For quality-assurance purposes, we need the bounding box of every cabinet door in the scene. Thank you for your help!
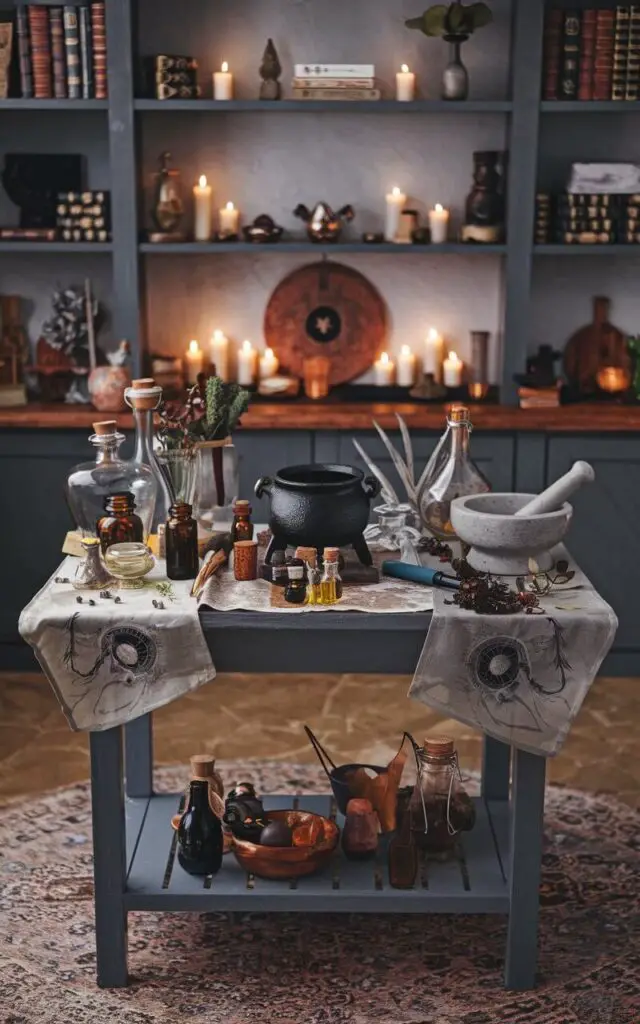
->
[547,436,640,659]
[234,431,313,521]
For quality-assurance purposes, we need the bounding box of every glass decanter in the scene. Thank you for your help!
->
[409,736,476,858]
[418,405,490,539]
[124,378,174,533]
[66,420,157,539]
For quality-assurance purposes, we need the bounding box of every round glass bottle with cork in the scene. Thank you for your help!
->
[319,547,343,605]
[97,492,144,553]
[124,378,174,533]
[418,405,490,539]
[166,501,199,581]
[409,735,476,858]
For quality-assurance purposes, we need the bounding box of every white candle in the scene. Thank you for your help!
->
[185,339,204,385]
[213,61,233,100]
[237,340,257,386]
[396,64,416,102]
[397,344,416,387]
[443,350,463,388]
[423,327,444,380]
[259,347,279,380]
[374,351,395,386]
[219,201,239,238]
[429,203,450,244]
[193,174,212,242]
[385,186,406,242]
[210,329,229,381]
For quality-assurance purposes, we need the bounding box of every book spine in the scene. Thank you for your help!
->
[292,87,381,100]
[62,6,80,98]
[156,83,201,100]
[15,7,33,99]
[90,3,107,99]
[293,63,375,78]
[592,9,615,100]
[27,5,52,99]
[542,9,563,100]
[626,5,640,100]
[612,5,630,99]
[578,9,596,100]
[79,6,93,98]
[292,76,375,89]
[558,10,582,99]
[152,54,198,71]
[49,7,66,99]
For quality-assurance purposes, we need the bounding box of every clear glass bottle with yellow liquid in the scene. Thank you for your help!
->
[319,547,343,605]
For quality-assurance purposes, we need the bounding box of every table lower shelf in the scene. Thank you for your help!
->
[125,794,510,913]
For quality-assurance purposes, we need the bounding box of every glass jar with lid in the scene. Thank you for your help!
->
[409,736,476,857]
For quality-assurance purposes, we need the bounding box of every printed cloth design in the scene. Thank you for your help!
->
[19,557,215,731]
[409,546,617,756]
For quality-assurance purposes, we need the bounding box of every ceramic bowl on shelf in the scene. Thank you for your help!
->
[231,809,339,880]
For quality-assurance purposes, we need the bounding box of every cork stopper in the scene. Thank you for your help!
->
[126,377,162,410]
[132,377,156,389]
[449,405,469,423]
[345,798,374,816]
[92,420,118,435]
[323,547,340,562]
[190,754,216,781]
[424,735,455,758]
[295,546,317,566]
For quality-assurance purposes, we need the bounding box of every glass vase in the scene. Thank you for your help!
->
[157,448,197,505]
[418,405,490,539]
[194,439,240,531]
[124,381,174,533]
[442,38,469,101]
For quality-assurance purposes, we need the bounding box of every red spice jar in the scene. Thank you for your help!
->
[234,539,258,581]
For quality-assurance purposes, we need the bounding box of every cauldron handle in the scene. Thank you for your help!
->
[362,475,381,499]
[255,476,273,499]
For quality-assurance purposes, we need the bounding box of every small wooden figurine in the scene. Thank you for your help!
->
[259,38,282,100]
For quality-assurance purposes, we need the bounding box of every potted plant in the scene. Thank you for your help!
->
[406,2,493,101]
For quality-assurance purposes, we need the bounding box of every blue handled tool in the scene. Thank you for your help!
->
[381,560,461,591]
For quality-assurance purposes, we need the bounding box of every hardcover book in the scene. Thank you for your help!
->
[15,7,33,98]
[578,8,596,100]
[62,5,80,98]
[292,87,381,101]
[542,8,563,99]
[28,5,53,99]
[294,63,375,78]
[612,5,630,99]
[558,9,581,99]
[90,2,106,99]
[292,77,375,89]
[79,6,93,98]
[592,9,615,100]
[49,6,66,99]
[0,20,12,100]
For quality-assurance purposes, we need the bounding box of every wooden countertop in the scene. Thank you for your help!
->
[0,400,639,432]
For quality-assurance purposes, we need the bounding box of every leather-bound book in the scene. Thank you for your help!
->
[90,3,106,99]
[49,7,66,98]
[27,5,52,99]
[542,8,563,99]
[578,8,596,100]
[558,9,582,99]
[79,6,93,98]
[612,5,630,100]
[15,7,33,98]
[62,5,80,98]
[625,5,640,100]
[592,9,615,99]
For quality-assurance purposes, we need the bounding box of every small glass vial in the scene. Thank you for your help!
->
[284,562,307,604]
[97,492,144,554]
[231,499,254,544]
[296,546,320,604]
[409,736,476,858]
[319,547,343,605]
[166,502,199,581]
[270,549,288,587]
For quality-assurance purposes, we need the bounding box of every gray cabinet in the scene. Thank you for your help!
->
[234,431,313,520]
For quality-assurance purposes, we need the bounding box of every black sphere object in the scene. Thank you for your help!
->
[260,820,293,847]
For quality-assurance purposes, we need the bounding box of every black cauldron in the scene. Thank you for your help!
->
[255,464,381,565]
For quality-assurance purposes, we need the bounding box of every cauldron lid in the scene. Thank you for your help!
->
[275,464,363,490]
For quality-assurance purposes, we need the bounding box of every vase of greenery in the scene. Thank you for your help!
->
[406,2,493,101]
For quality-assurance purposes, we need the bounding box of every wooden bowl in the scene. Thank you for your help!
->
[231,809,339,880]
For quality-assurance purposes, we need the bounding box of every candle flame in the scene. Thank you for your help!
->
[380,352,390,365]
[435,203,444,213]
[221,61,229,73]
[401,344,411,356]
[427,327,440,342]
[198,174,207,188]
[448,350,460,363]
[401,64,410,73]
[212,329,225,342]
[188,340,200,355]
[392,186,401,197]
[226,201,235,211]
[265,347,274,358]
[242,340,252,353]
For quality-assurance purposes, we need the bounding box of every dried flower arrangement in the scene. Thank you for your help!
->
[158,375,250,450]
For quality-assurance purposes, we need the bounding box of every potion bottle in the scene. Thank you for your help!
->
[418,405,490,539]
[124,378,174,533]
[409,736,476,858]
[177,778,224,876]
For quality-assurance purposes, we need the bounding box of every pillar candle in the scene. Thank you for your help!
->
[428,203,450,244]
[397,344,416,387]
[423,327,444,380]
[374,351,395,386]
[385,186,406,242]
[237,340,257,386]
[443,350,463,388]
[185,339,204,385]
[214,61,233,100]
[193,174,212,241]
[259,347,279,379]
[219,201,239,238]
[210,329,229,381]
[396,64,416,102]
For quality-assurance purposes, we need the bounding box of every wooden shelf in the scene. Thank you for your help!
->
[541,100,640,113]
[534,244,640,256]
[134,98,512,113]
[140,241,507,255]
[0,241,112,253]
[0,98,108,110]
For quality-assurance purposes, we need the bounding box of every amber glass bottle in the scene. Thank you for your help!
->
[166,502,199,581]
[97,492,143,554]
[231,499,253,543]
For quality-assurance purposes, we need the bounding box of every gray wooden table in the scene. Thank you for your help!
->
[89,609,546,991]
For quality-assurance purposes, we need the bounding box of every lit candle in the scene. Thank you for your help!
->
[374,351,395,386]
[424,327,444,380]
[237,340,257,386]
[193,174,212,242]
[219,201,239,238]
[210,329,229,381]
[213,61,233,100]
[429,203,450,244]
[259,346,279,380]
[396,64,416,102]
[443,350,463,388]
[385,186,406,242]
[185,339,204,385]
[397,344,416,387]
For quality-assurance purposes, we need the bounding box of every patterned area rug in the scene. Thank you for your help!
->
[1,761,639,1024]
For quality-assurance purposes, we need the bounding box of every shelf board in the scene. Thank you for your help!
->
[0,98,108,110]
[134,98,512,114]
[541,100,640,113]
[140,241,507,255]
[534,244,640,255]
[0,241,112,253]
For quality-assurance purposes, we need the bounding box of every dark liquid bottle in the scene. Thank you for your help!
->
[177,779,224,876]
[231,499,254,544]
[166,501,199,581]
[96,491,143,554]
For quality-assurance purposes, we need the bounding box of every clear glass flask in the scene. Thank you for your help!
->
[418,405,490,539]
[124,378,174,532]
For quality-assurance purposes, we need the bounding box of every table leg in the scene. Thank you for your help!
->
[504,748,546,990]
[481,736,510,801]
[90,728,128,988]
[124,713,153,798]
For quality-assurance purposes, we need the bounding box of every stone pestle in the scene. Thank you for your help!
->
[514,461,595,518]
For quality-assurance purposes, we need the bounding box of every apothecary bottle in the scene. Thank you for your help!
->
[418,405,490,539]
[231,499,253,543]
[319,547,343,605]
[166,502,199,581]
[409,736,476,857]
[97,492,144,554]
[66,420,156,539]
[124,378,173,533]
[177,778,224,876]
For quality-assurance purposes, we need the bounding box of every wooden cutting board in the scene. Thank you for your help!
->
[563,295,631,395]
[263,261,387,386]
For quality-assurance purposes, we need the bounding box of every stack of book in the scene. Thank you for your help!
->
[14,4,107,100]
[518,384,561,410]
[535,190,640,244]
[56,190,111,242]
[144,55,200,100]
[543,7,640,100]
[291,64,380,101]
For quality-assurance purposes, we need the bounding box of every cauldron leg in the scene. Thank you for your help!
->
[352,534,373,567]
[265,534,287,565]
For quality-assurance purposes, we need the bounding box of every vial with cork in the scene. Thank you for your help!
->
[408,735,476,857]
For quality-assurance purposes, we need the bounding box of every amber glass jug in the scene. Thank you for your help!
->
[97,492,144,554]
[409,736,476,857]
